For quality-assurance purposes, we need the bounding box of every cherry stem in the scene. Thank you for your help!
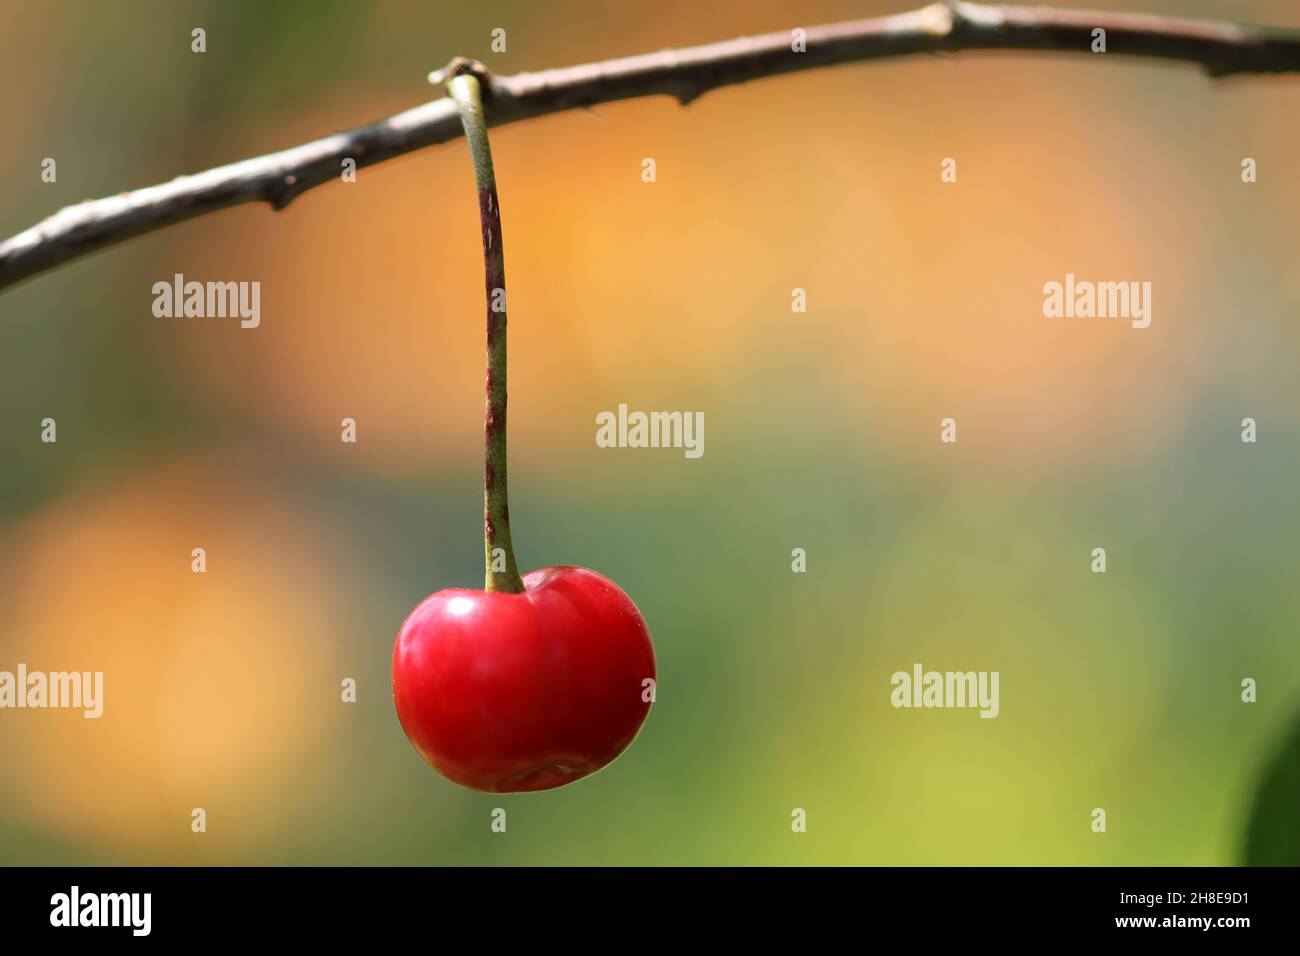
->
[445,68,524,593]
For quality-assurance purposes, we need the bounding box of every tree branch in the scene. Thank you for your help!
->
[4,1,1299,294]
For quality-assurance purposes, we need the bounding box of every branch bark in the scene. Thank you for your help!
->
[3,1,1299,294]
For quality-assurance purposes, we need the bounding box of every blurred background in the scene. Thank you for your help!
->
[2,0,1299,865]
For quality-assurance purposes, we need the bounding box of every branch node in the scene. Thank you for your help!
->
[428,57,494,91]
[675,83,707,107]
[267,174,301,212]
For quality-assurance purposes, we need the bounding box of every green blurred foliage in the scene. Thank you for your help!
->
[1244,710,1300,865]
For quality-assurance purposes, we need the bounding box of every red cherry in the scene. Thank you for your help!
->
[392,566,656,793]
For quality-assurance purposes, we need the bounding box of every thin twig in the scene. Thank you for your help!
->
[3,1,1298,294]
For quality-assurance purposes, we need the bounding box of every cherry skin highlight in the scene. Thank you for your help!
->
[392,566,656,793]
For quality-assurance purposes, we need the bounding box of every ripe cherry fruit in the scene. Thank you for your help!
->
[392,65,655,793]
[393,566,655,792]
